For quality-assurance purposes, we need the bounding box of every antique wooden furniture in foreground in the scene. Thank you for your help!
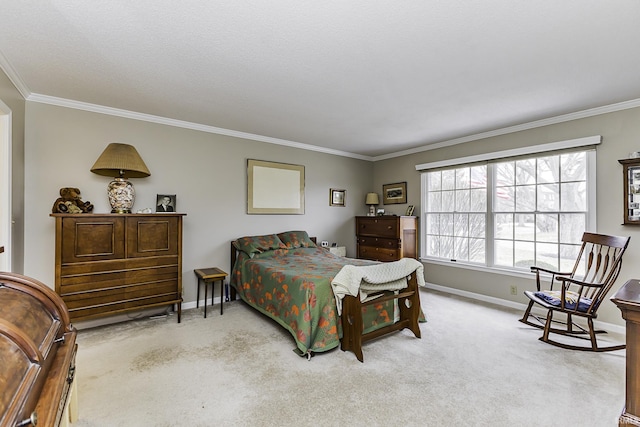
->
[520,232,630,351]
[355,215,418,261]
[0,271,78,426]
[612,279,640,426]
[194,267,227,317]
[341,270,421,363]
[52,213,185,323]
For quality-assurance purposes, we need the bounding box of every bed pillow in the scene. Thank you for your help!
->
[277,230,317,249]
[234,234,287,257]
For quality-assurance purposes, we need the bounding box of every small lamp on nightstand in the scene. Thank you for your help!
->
[365,192,379,216]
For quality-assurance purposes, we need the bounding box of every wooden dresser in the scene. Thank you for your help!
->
[356,215,418,262]
[0,272,78,427]
[51,213,184,323]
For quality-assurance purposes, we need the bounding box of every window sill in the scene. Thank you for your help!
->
[420,257,536,280]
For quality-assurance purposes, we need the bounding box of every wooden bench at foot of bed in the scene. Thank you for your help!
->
[340,271,421,362]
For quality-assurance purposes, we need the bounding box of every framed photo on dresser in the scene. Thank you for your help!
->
[156,194,176,212]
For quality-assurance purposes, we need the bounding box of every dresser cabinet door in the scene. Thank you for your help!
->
[61,216,125,263]
[126,216,179,258]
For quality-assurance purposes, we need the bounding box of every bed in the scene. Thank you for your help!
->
[229,230,423,360]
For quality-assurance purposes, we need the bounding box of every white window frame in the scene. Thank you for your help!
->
[417,136,599,276]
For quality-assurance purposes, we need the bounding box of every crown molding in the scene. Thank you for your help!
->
[0,49,31,99]
[26,93,373,161]
[374,98,640,161]
[21,91,640,164]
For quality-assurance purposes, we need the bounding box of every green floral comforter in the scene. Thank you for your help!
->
[231,247,396,354]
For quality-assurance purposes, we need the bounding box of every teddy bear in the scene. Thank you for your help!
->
[62,201,83,214]
[51,187,94,214]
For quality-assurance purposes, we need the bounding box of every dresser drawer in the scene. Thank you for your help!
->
[62,280,179,320]
[357,236,398,249]
[356,217,398,238]
[357,245,400,262]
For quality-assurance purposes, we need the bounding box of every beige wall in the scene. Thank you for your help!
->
[5,61,640,327]
[374,107,640,326]
[0,67,25,273]
[23,102,373,307]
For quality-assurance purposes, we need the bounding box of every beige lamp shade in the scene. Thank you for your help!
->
[365,192,380,205]
[91,143,150,213]
[90,143,151,178]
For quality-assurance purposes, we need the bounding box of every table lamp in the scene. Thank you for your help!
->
[365,192,379,216]
[90,143,151,213]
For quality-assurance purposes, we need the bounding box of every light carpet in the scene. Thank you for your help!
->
[71,289,626,427]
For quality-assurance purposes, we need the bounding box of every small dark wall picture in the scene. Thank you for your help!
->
[156,194,176,212]
[330,188,346,207]
[382,182,407,205]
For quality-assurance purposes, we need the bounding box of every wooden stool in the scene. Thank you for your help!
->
[194,267,227,317]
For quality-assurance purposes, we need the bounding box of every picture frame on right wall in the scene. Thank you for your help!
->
[382,181,407,204]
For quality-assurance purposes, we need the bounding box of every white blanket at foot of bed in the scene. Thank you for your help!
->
[331,258,425,314]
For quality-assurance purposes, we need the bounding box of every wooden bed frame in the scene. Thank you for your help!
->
[229,237,422,362]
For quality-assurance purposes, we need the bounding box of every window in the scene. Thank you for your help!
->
[421,148,595,273]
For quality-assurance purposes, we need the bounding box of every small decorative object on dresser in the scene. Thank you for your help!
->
[382,181,407,205]
[156,194,176,212]
[330,188,346,206]
[356,215,418,261]
[51,187,93,214]
[406,205,415,216]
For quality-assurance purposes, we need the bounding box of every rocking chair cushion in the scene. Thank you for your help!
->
[534,290,592,312]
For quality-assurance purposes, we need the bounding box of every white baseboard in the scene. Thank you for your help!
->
[421,282,626,336]
[182,296,225,310]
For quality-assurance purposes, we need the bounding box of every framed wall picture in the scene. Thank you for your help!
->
[330,188,346,207]
[247,159,305,214]
[382,182,407,205]
[156,194,176,212]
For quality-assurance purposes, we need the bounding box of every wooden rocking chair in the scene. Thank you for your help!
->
[519,232,630,352]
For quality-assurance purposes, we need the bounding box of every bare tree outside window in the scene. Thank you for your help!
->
[425,150,589,273]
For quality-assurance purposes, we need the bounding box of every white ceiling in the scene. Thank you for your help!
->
[2,1,640,160]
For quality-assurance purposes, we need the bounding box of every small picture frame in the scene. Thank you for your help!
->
[330,188,346,207]
[382,182,407,205]
[406,205,415,216]
[156,194,176,212]
[376,208,385,216]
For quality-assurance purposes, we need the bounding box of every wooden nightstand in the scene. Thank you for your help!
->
[194,267,228,317]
